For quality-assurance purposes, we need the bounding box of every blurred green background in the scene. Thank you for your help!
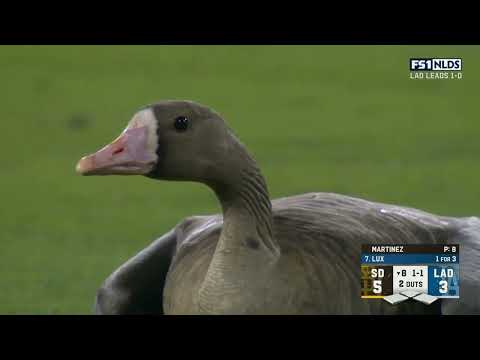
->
[1,46,479,314]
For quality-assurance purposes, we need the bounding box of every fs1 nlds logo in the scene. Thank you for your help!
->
[409,58,463,79]
[410,58,462,71]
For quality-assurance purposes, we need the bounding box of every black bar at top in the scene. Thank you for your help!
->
[361,244,460,254]
[0,30,479,45]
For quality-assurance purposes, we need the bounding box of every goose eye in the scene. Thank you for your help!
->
[174,116,189,132]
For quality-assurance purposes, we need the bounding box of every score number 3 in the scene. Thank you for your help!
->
[439,280,448,294]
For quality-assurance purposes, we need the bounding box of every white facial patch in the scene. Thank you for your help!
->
[125,108,159,159]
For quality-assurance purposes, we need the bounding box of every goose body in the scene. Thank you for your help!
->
[164,192,452,314]
[77,100,480,315]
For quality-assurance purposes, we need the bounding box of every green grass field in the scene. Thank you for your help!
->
[1,46,479,314]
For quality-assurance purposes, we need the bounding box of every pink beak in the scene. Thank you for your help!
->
[76,126,156,176]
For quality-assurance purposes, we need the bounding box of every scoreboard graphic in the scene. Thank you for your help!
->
[361,244,459,305]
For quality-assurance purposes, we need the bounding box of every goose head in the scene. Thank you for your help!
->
[76,100,243,188]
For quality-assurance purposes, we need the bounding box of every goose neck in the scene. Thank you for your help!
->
[212,157,280,258]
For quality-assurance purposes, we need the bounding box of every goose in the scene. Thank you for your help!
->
[76,100,480,315]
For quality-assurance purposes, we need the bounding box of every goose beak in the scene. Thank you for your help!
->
[76,126,156,176]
